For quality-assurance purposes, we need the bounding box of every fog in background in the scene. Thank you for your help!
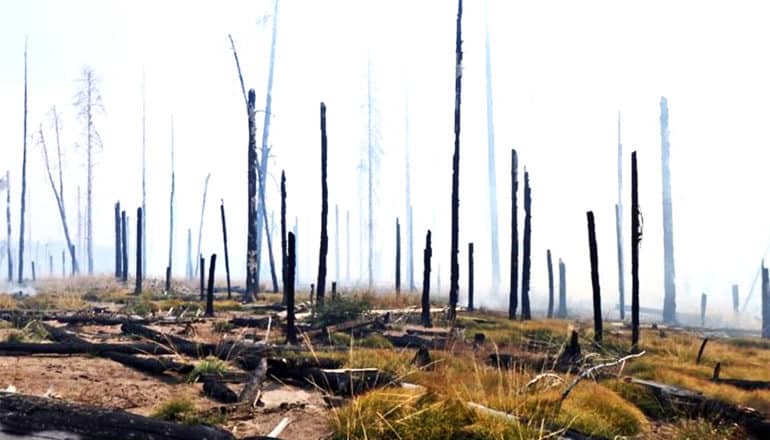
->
[2,0,770,320]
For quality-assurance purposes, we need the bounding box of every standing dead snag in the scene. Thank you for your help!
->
[660,97,677,324]
[186,228,193,281]
[246,89,258,302]
[616,112,625,320]
[521,170,532,320]
[701,293,707,327]
[220,200,232,299]
[316,102,329,305]
[557,259,567,318]
[5,170,11,282]
[547,249,554,318]
[280,172,287,303]
[448,0,464,323]
[18,40,28,284]
[396,218,401,295]
[114,201,121,278]
[135,207,142,295]
[468,242,474,311]
[631,151,640,349]
[200,256,205,301]
[422,230,433,328]
[586,211,602,343]
[141,73,147,277]
[335,205,339,287]
[121,210,128,283]
[483,0,501,292]
[732,284,739,314]
[206,254,217,317]
[286,232,297,344]
[168,117,175,287]
[194,173,211,278]
[165,267,171,293]
[763,264,770,339]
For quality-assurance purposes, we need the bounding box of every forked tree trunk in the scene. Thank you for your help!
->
[421,230,432,328]
[631,151,640,349]
[316,103,329,304]
[448,0,464,322]
[586,211,602,344]
[546,249,554,318]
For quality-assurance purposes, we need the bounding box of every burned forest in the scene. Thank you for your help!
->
[1,0,770,439]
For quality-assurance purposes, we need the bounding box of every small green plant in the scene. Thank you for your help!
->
[212,321,233,333]
[315,295,372,327]
[357,334,393,349]
[187,357,228,383]
[151,397,224,425]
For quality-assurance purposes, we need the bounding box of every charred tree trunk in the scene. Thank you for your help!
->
[165,266,171,293]
[422,230,432,328]
[448,0,464,322]
[316,103,329,304]
[763,265,770,339]
[558,259,566,318]
[115,201,121,278]
[547,249,554,318]
[700,293,707,327]
[31,261,35,282]
[587,211,602,344]
[631,151,641,349]
[70,244,75,276]
[220,201,231,299]
[206,254,216,317]
[135,207,142,295]
[521,171,532,320]
[121,211,128,283]
[660,97,677,324]
[468,242,474,311]
[265,211,279,293]
[200,256,205,301]
[732,284,739,314]
[396,218,401,295]
[335,205,339,286]
[286,232,297,344]
[18,41,28,284]
[509,149,518,319]
[280,172,287,304]
[246,89,258,301]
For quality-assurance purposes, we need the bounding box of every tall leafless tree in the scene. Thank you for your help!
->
[660,97,677,324]
[194,173,211,277]
[73,66,104,275]
[316,103,329,304]
[168,117,175,276]
[2,172,9,282]
[521,170,532,320]
[18,40,28,283]
[448,0,464,322]
[141,72,147,275]
[38,108,78,274]
[509,149,519,319]
[616,111,625,320]
[483,0,500,290]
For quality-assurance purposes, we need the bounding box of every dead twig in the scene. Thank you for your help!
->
[560,351,646,402]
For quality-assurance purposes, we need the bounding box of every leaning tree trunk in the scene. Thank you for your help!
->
[316,102,329,304]
[115,201,121,278]
[587,211,602,344]
[395,218,401,295]
[280,171,287,304]
[286,232,297,344]
[546,249,554,318]
[660,97,677,324]
[509,149,519,319]
[206,254,217,317]
[220,200,231,299]
[468,242,474,311]
[558,259,567,318]
[421,230,432,328]
[246,89,258,301]
[631,151,641,349]
[448,0,464,322]
[18,41,28,284]
[135,207,142,295]
[521,171,532,320]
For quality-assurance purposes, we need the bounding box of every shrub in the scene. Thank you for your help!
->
[187,357,228,383]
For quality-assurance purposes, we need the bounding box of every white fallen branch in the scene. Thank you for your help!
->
[560,351,646,401]
[523,373,564,392]
[268,416,290,438]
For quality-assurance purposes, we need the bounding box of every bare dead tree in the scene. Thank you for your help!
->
[631,151,641,349]
[395,218,401,295]
[121,210,127,283]
[448,0,464,322]
[422,230,433,328]
[587,211,602,344]
[38,111,78,276]
[483,0,500,290]
[194,173,211,278]
[316,103,329,304]
[168,117,175,282]
[521,170,532,320]
[5,171,11,282]
[286,232,297,344]
[135,207,142,295]
[220,200,232,299]
[346,210,350,283]
[280,171,287,304]
[510,149,518,319]
[616,111,625,320]
[115,202,121,278]
[660,97,677,324]
[73,66,104,275]
[335,204,339,285]
[186,228,193,281]
[141,72,147,276]
[206,254,217,317]
[468,242,474,311]
[558,259,567,318]
[700,292,707,327]
[547,249,554,318]
[18,40,28,283]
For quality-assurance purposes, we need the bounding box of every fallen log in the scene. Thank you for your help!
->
[203,379,239,404]
[0,341,173,355]
[383,333,436,349]
[306,317,381,338]
[268,358,395,396]
[630,378,770,437]
[240,357,268,406]
[0,391,234,439]
[229,316,272,328]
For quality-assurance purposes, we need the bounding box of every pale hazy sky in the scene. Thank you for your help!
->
[2,1,770,320]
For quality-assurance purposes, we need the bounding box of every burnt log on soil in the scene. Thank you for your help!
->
[630,378,770,437]
[384,333,436,349]
[0,391,234,439]
[203,379,239,404]
[228,316,272,328]
[0,341,173,355]
[240,357,269,405]
[268,358,395,396]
